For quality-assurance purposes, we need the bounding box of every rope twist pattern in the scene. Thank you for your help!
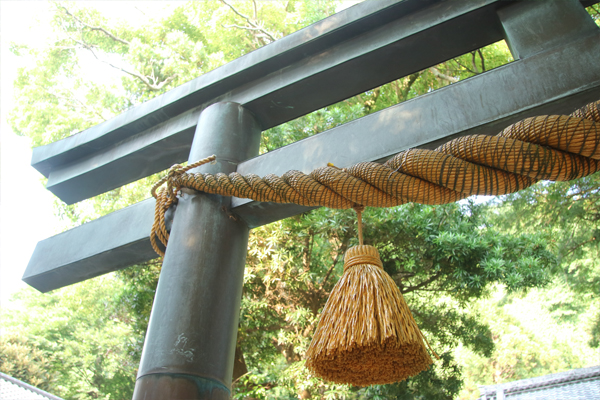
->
[151,100,600,257]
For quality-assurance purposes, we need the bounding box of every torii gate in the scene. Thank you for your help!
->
[23,0,600,398]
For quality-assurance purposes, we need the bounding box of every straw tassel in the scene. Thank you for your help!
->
[305,208,435,386]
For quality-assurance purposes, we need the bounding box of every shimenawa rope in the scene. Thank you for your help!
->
[148,100,600,386]
[150,100,600,257]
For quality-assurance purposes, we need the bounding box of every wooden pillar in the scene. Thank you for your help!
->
[132,102,261,399]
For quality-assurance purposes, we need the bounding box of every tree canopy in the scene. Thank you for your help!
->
[3,2,599,400]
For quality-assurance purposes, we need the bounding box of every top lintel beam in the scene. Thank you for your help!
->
[32,0,508,202]
[31,0,416,175]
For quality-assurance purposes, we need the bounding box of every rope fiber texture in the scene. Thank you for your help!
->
[304,244,433,386]
[151,100,600,257]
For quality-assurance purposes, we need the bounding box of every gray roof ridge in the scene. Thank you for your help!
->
[479,365,600,396]
[0,371,64,400]
[505,365,600,393]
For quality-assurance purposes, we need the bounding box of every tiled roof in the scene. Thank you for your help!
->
[0,372,64,400]
[478,365,600,400]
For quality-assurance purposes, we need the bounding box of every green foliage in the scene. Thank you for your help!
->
[0,334,58,391]
[9,1,342,149]
[8,1,514,226]
[113,261,162,363]
[9,1,344,227]
[486,173,600,348]
[2,276,137,400]
[7,1,597,399]
[587,4,600,27]
[456,285,598,399]
[489,175,600,293]
[234,203,555,398]
[454,173,600,398]
[371,203,554,298]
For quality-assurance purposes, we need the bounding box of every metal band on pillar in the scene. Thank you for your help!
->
[133,102,261,399]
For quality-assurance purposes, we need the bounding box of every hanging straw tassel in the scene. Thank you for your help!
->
[305,208,435,386]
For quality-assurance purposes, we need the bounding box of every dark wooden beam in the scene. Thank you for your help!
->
[38,0,509,204]
[23,30,600,292]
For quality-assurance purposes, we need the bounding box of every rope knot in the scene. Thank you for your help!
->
[167,163,185,178]
[343,245,383,272]
[149,155,217,257]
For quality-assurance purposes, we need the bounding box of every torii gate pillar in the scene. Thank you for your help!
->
[132,102,261,399]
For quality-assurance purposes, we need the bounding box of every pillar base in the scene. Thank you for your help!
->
[133,373,230,400]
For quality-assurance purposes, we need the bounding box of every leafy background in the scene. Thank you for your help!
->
[1,1,599,399]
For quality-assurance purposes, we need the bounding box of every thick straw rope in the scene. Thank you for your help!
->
[305,244,434,386]
[304,208,439,386]
[150,100,600,256]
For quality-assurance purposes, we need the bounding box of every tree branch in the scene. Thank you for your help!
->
[50,93,107,122]
[429,66,459,83]
[252,0,259,20]
[220,0,276,42]
[401,271,443,294]
[478,49,486,73]
[563,236,597,257]
[471,51,479,74]
[57,4,176,91]
[92,45,175,90]
[67,33,175,91]
[59,5,130,45]
[363,87,381,113]
[564,186,599,199]
[222,23,264,32]
[399,73,420,101]
[320,236,350,290]
[452,58,477,75]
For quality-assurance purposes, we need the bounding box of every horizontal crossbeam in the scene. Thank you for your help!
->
[24,199,157,293]
[23,31,600,292]
[38,0,508,204]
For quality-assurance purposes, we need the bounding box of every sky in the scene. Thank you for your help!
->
[0,1,62,304]
[0,1,196,304]
[0,1,147,304]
